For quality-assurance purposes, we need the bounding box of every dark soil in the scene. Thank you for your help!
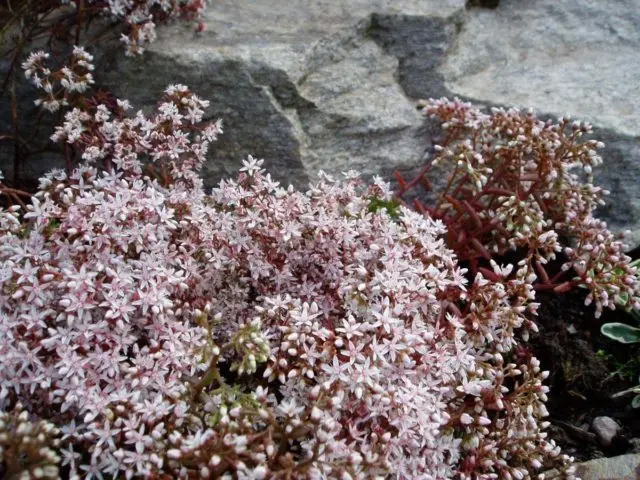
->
[529,288,640,462]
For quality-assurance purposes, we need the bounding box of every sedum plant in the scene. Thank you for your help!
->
[601,322,640,344]
[600,322,640,343]
[0,58,577,477]
[600,257,640,344]
[395,98,640,319]
[1,0,207,191]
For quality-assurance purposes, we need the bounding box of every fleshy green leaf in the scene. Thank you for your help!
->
[601,322,640,344]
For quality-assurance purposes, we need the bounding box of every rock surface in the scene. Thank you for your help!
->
[94,0,464,191]
[545,454,640,480]
[444,0,640,137]
[2,0,640,245]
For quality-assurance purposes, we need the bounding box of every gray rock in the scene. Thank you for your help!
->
[93,0,465,191]
[443,0,640,137]
[591,416,620,448]
[3,0,640,246]
[542,454,640,480]
[574,454,640,480]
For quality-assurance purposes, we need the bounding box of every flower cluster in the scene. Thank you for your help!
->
[71,0,207,56]
[0,89,575,477]
[395,97,640,318]
[22,46,95,113]
[1,0,208,194]
[51,0,207,56]
[50,81,221,180]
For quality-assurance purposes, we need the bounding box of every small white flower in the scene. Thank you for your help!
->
[239,155,264,176]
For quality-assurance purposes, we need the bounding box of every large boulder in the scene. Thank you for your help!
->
[2,0,639,245]
[94,0,465,189]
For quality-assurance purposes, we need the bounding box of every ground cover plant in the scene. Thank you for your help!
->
[393,97,640,465]
[2,2,640,478]
[0,50,578,477]
[394,98,640,320]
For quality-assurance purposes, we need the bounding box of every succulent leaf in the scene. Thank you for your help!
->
[601,322,640,343]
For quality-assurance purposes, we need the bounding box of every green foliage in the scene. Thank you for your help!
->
[367,197,401,219]
[599,325,640,408]
[605,258,640,322]
[43,218,61,238]
[229,318,270,376]
[611,380,640,408]
[597,349,640,383]
[598,258,640,407]
[600,259,640,343]
[601,322,640,344]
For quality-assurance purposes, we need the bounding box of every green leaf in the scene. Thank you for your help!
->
[367,198,400,219]
[43,218,61,238]
[601,322,640,344]
[614,292,629,305]
[612,266,626,277]
[632,395,640,409]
